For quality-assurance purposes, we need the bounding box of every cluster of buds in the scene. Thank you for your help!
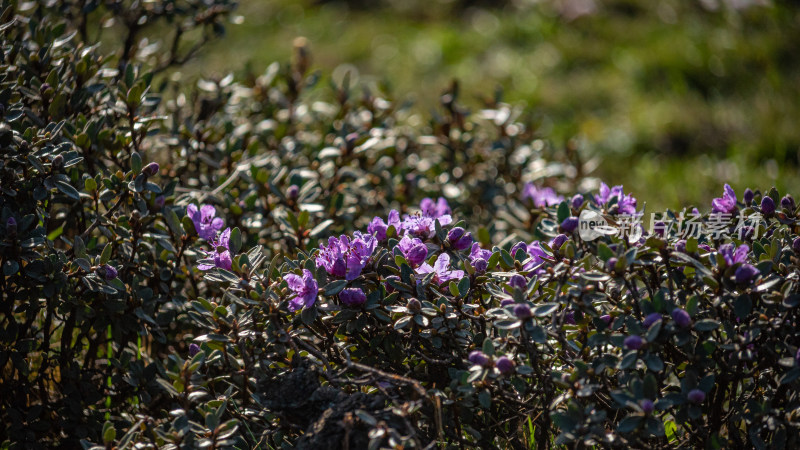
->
[468,351,515,375]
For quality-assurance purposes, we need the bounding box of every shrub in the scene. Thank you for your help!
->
[2,2,800,449]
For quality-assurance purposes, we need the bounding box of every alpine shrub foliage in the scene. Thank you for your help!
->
[2,3,800,450]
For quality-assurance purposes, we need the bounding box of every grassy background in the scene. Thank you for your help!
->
[178,0,800,212]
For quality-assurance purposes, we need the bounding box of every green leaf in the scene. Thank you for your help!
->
[99,242,112,265]
[482,337,495,356]
[734,294,752,319]
[125,63,135,87]
[557,201,569,223]
[3,260,19,276]
[597,242,614,261]
[393,315,412,330]
[645,353,664,372]
[478,389,491,409]
[686,296,699,317]
[458,277,470,297]
[685,237,698,253]
[309,219,334,237]
[55,180,80,200]
[300,306,317,326]
[617,415,643,433]
[486,251,500,271]
[533,303,558,317]
[298,210,309,228]
[130,151,142,174]
[499,249,514,270]
[324,280,347,296]
[164,207,184,237]
[780,367,800,385]
[102,421,116,443]
[448,280,459,297]
[643,374,658,399]
[84,177,97,192]
[72,236,86,258]
[694,319,720,331]
[229,227,242,254]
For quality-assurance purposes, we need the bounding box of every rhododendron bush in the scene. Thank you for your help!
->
[3,2,800,449]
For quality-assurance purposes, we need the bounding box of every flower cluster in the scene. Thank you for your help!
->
[285,269,318,311]
[188,204,234,271]
[315,232,377,280]
[593,182,638,215]
[521,182,563,207]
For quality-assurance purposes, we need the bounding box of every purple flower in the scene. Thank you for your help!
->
[606,257,618,272]
[187,204,224,241]
[675,240,687,253]
[781,194,795,211]
[522,183,564,207]
[96,264,118,280]
[523,241,549,273]
[510,241,528,258]
[640,399,655,414]
[550,234,568,252]
[154,195,166,209]
[397,235,428,267]
[595,183,623,205]
[671,308,691,328]
[198,228,233,271]
[617,194,638,215]
[712,184,737,214]
[500,298,515,307]
[624,335,644,350]
[594,182,637,215]
[446,227,473,251]
[339,288,367,306]
[743,188,754,205]
[793,237,800,253]
[367,216,388,241]
[508,274,527,291]
[571,194,584,209]
[642,313,662,329]
[561,217,579,233]
[316,232,377,281]
[735,264,759,284]
[420,197,451,218]
[468,350,490,367]
[188,343,200,357]
[402,214,452,238]
[760,196,775,215]
[564,311,576,325]
[142,162,159,176]
[513,303,532,319]
[687,389,706,404]
[387,210,401,229]
[415,253,465,285]
[287,184,299,200]
[495,356,515,374]
[6,217,17,237]
[600,314,613,325]
[368,210,401,240]
[469,243,492,273]
[719,243,748,266]
[285,269,318,311]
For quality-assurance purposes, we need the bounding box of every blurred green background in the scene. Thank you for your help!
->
[178,0,800,212]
